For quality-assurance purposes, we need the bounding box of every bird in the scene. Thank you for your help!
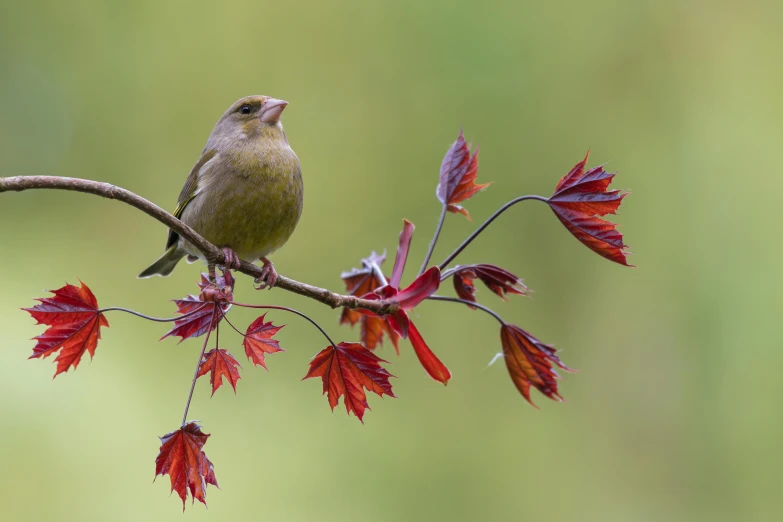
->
[138,95,303,288]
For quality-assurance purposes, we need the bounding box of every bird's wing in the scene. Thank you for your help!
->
[165,148,218,250]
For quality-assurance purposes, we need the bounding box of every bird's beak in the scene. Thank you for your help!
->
[260,98,288,123]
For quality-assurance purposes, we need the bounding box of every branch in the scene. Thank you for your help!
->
[0,175,394,314]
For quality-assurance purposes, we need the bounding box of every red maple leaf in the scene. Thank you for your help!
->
[303,342,395,422]
[339,251,400,352]
[197,348,242,395]
[452,264,528,308]
[243,314,284,369]
[500,324,573,407]
[155,422,218,510]
[160,297,224,341]
[25,281,109,377]
[548,151,631,266]
[161,273,233,342]
[358,220,451,385]
[436,129,491,220]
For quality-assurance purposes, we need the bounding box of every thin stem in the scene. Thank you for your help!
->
[232,303,338,348]
[181,308,216,426]
[437,195,548,270]
[427,295,506,325]
[217,311,246,338]
[439,267,458,281]
[419,204,448,275]
[98,304,208,323]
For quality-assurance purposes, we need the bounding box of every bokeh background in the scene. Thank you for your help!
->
[1,1,781,521]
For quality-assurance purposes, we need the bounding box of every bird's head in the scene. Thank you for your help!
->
[214,95,289,141]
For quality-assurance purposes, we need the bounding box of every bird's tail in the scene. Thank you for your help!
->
[137,245,186,278]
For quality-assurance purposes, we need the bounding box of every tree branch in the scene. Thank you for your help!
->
[0,175,394,314]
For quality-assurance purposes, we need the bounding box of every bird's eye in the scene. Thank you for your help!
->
[239,104,252,114]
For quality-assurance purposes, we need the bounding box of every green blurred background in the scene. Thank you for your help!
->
[1,1,781,520]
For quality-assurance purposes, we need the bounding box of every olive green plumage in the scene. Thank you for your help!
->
[139,95,303,278]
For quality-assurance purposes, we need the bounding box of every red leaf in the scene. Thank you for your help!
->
[453,269,478,307]
[339,252,399,352]
[385,308,411,339]
[436,130,491,220]
[390,219,414,289]
[360,315,400,354]
[394,266,441,310]
[548,152,632,266]
[243,314,284,369]
[197,349,242,395]
[303,342,396,422]
[453,264,528,307]
[408,322,451,385]
[161,297,227,342]
[500,324,572,407]
[361,266,440,341]
[339,251,387,327]
[24,281,109,377]
[161,275,233,342]
[155,422,218,510]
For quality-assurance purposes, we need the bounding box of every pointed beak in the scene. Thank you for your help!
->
[260,98,288,123]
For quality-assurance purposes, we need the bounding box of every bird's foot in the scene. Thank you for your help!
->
[254,257,278,290]
[220,247,242,271]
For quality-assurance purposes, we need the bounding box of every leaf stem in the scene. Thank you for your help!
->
[437,195,548,270]
[181,308,216,426]
[439,267,458,281]
[98,304,208,323]
[419,204,448,276]
[232,303,338,349]
[427,295,506,325]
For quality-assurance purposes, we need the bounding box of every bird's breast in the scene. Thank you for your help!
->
[181,144,303,261]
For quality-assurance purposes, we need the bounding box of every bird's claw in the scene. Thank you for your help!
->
[221,247,242,271]
[254,258,278,290]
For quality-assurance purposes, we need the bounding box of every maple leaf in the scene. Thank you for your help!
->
[548,151,631,266]
[303,342,395,422]
[452,264,528,308]
[243,314,284,369]
[436,129,491,220]
[197,348,242,395]
[356,221,451,385]
[500,324,573,407]
[160,297,225,342]
[25,281,109,377]
[155,422,218,510]
[160,272,234,342]
[339,251,399,352]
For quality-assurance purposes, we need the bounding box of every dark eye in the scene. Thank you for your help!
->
[239,104,252,114]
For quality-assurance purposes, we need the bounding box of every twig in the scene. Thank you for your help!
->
[437,195,548,270]
[0,175,395,314]
[98,304,209,322]
[427,295,506,325]
[226,303,339,349]
[182,308,216,425]
[419,204,448,275]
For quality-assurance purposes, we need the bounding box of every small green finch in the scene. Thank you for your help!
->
[138,95,303,287]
